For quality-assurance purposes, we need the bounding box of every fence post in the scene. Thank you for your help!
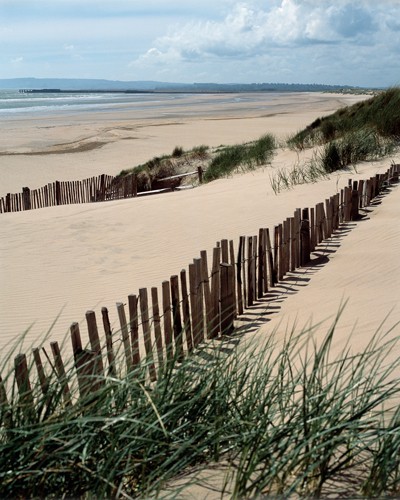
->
[55,181,61,205]
[14,353,36,421]
[197,166,203,184]
[236,236,245,315]
[247,236,254,307]
[32,347,49,397]
[116,303,134,374]
[170,275,184,361]
[86,310,105,377]
[71,322,101,400]
[200,250,213,336]
[220,263,235,336]
[210,247,221,339]
[139,288,157,381]
[151,287,164,365]
[351,181,359,221]
[194,258,205,344]
[300,208,311,266]
[162,281,174,359]
[258,229,264,299]
[128,295,141,367]
[180,269,194,351]
[50,342,72,407]
[0,375,12,429]
[101,307,116,376]
[22,187,31,211]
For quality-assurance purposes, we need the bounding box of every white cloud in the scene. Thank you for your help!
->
[134,0,395,62]
[126,0,400,86]
[11,56,23,63]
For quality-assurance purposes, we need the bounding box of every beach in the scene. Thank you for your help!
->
[0,91,399,364]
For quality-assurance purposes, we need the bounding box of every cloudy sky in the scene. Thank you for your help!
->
[1,0,399,87]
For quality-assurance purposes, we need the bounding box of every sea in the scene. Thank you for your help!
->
[0,89,186,116]
[0,89,280,118]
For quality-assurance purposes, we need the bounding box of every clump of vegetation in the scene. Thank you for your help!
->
[270,87,400,191]
[288,87,400,152]
[270,160,329,194]
[204,134,276,182]
[172,145,184,157]
[1,315,399,498]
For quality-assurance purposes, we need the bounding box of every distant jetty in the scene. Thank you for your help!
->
[18,89,155,94]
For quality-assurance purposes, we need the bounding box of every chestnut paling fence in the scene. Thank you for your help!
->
[1,164,399,421]
[0,168,203,214]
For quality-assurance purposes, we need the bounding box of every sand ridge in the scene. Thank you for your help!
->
[0,92,398,364]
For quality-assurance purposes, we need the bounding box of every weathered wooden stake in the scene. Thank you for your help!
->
[14,353,36,420]
[300,208,311,266]
[210,247,221,339]
[151,287,164,365]
[128,295,140,367]
[247,236,254,307]
[170,275,184,361]
[101,307,116,376]
[139,288,157,381]
[162,280,174,359]
[32,347,49,396]
[220,263,235,335]
[86,310,105,376]
[180,269,194,350]
[50,342,72,407]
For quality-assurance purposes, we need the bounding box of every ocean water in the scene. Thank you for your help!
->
[0,89,280,118]
[0,89,184,116]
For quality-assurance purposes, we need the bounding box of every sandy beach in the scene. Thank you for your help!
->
[0,91,399,366]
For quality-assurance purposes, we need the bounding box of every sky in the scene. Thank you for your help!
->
[0,0,399,88]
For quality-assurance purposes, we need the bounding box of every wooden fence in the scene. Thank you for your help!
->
[0,168,203,214]
[1,164,399,418]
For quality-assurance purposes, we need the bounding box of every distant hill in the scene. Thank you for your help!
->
[0,78,364,93]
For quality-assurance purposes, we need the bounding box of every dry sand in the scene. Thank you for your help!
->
[0,91,398,369]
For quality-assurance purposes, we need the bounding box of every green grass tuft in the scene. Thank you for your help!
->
[203,134,276,182]
[1,313,399,498]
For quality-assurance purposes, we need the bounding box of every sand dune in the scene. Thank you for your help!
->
[0,92,398,365]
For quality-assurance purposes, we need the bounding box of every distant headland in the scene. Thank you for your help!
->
[1,77,377,94]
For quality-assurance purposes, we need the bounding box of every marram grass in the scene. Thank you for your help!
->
[0,311,399,498]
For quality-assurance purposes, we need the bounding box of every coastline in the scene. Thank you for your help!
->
[0,92,366,195]
[0,91,398,362]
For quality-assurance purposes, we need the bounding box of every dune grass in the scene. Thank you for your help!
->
[288,87,400,152]
[269,88,400,193]
[1,311,399,498]
[203,134,276,182]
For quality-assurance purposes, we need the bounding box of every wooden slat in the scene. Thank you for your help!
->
[194,258,205,345]
[210,247,221,339]
[50,342,72,407]
[180,269,193,351]
[220,263,235,336]
[117,303,134,373]
[151,287,164,365]
[229,240,237,318]
[86,310,105,376]
[0,375,12,428]
[236,236,245,315]
[139,288,157,381]
[128,295,141,367]
[101,307,116,376]
[265,228,274,288]
[200,250,213,336]
[162,281,174,360]
[15,353,36,420]
[170,276,184,361]
[247,236,254,307]
[32,347,49,396]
